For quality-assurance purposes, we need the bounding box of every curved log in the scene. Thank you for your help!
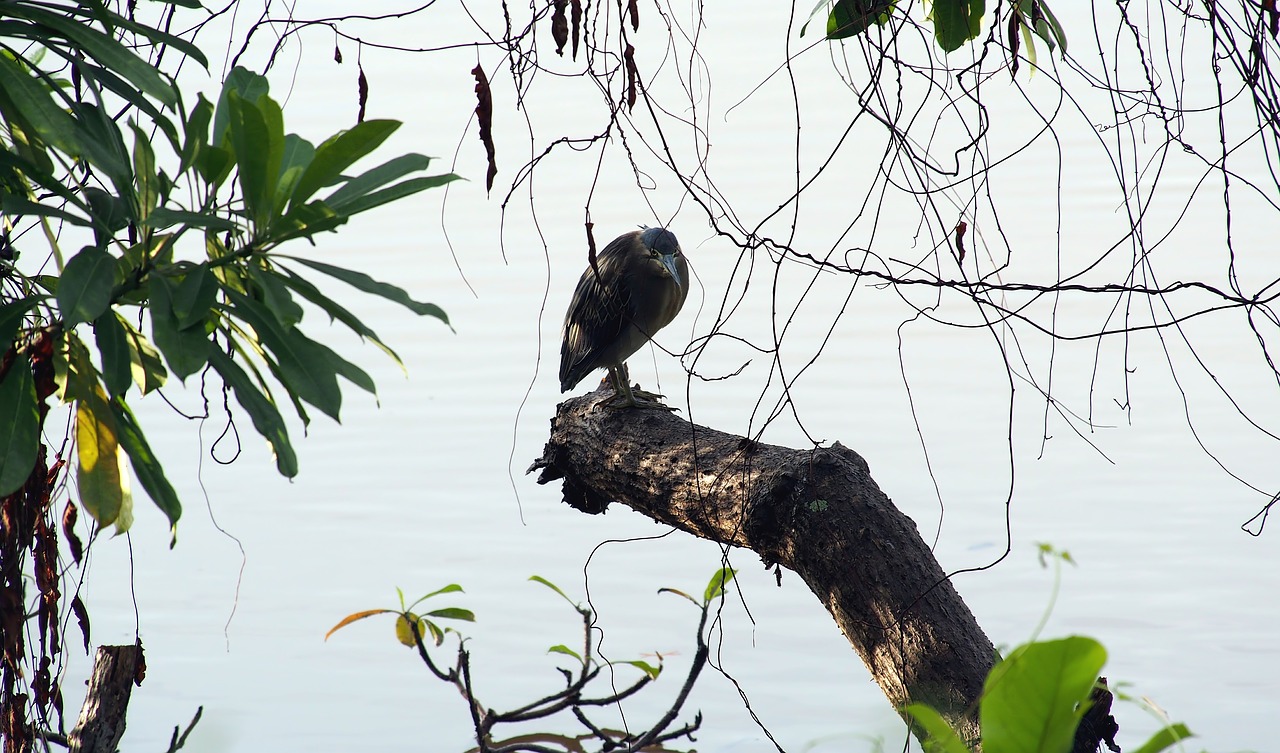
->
[529,387,995,742]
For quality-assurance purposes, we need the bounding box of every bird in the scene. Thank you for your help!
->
[559,227,689,409]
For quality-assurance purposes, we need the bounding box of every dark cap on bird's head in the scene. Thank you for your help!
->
[640,226,681,255]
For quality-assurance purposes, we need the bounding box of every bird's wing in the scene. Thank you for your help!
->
[558,235,636,391]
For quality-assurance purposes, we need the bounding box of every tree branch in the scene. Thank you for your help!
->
[530,388,996,743]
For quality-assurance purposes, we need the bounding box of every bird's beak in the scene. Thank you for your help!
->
[660,253,683,290]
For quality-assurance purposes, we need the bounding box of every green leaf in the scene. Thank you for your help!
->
[0,296,42,354]
[267,200,347,244]
[149,276,210,381]
[311,339,377,397]
[195,144,235,187]
[207,348,298,477]
[78,4,209,68]
[1129,723,1194,753]
[143,206,241,233]
[529,575,577,607]
[109,397,182,536]
[0,192,92,228]
[58,247,118,328]
[117,314,167,395]
[422,618,445,645]
[981,636,1106,753]
[930,0,984,53]
[424,607,476,622]
[227,90,283,229]
[323,173,462,219]
[93,310,132,397]
[548,644,583,662]
[620,659,661,679]
[180,94,214,174]
[1034,1,1068,56]
[246,266,304,328]
[901,704,971,753]
[288,120,401,212]
[271,265,404,369]
[275,134,316,214]
[825,0,896,40]
[57,331,98,404]
[419,584,464,600]
[0,147,87,212]
[130,122,159,221]
[84,187,130,233]
[220,289,342,420]
[323,152,433,209]
[76,383,124,526]
[1,3,179,108]
[799,0,833,37]
[213,67,270,148]
[69,60,177,145]
[280,256,451,327]
[0,51,87,161]
[65,102,132,190]
[108,9,209,64]
[703,567,737,604]
[0,357,39,497]
[170,264,219,330]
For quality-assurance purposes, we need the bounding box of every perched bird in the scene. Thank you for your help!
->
[559,227,689,409]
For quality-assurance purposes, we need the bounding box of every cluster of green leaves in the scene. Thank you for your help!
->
[905,635,1192,753]
[801,0,1065,60]
[327,568,738,680]
[0,1,458,540]
[325,584,476,647]
[328,572,725,751]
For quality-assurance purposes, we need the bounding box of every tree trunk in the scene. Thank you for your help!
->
[529,387,995,743]
[68,642,144,753]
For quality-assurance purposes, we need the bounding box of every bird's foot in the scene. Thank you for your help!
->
[600,387,679,412]
[630,385,667,402]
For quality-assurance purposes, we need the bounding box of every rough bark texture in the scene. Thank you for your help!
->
[530,387,995,742]
[68,643,143,753]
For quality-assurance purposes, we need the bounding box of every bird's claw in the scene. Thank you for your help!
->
[597,387,680,412]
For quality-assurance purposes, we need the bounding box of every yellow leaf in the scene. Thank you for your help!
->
[394,612,421,647]
[111,447,133,536]
[76,383,123,526]
[324,608,395,641]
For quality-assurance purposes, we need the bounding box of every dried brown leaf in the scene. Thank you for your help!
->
[473,64,498,192]
[357,62,369,123]
[571,0,584,59]
[71,595,91,654]
[63,499,83,564]
[552,0,568,55]
[624,44,638,110]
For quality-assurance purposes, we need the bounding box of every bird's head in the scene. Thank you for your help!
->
[639,227,684,289]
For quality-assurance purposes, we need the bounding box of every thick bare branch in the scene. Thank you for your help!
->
[530,387,996,742]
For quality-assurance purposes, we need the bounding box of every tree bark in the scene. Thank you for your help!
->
[68,642,144,753]
[529,387,995,743]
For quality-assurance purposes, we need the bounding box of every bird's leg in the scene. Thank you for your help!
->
[603,363,676,411]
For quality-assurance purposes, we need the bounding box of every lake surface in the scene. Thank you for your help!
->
[51,2,1279,751]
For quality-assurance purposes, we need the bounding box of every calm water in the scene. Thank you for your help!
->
[52,2,1279,752]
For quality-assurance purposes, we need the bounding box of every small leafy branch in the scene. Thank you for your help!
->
[327,568,739,753]
[904,546,1193,753]
[0,3,458,748]
[802,0,1067,64]
[2,18,459,538]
